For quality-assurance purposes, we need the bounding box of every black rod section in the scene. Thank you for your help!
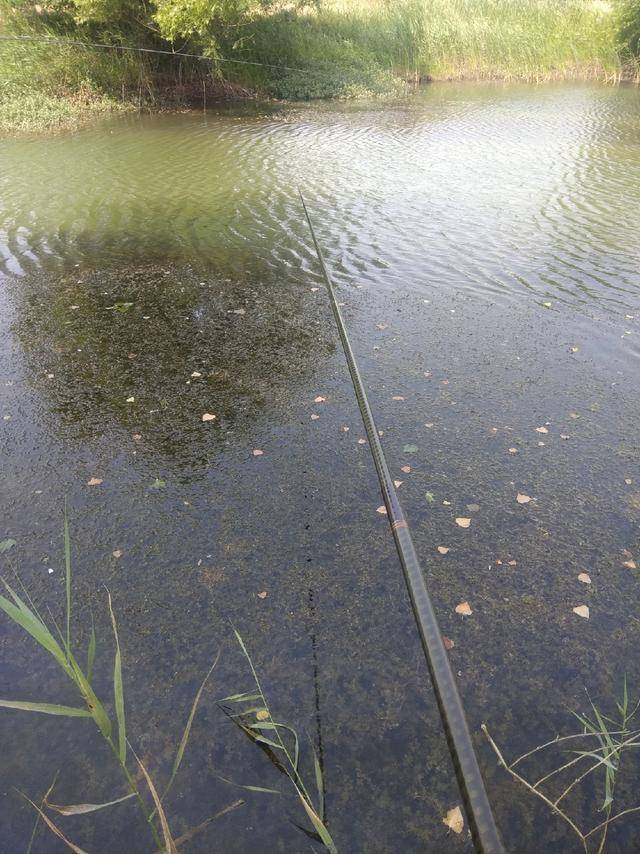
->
[300,192,504,854]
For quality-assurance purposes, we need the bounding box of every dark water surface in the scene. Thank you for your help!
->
[1,83,639,853]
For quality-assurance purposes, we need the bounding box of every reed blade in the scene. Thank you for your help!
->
[0,699,91,717]
[107,589,126,764]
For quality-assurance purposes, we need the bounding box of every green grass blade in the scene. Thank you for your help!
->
[64,507,71,656]
[107,590,126,764]
[311,745,325,822]
[239,726,283,751]
[87,619,96,685]
[217,775,280,794]
[164,650,220,801]
[219,691,262,703]
[68,652,112,740]
[0,699,91,717]
[0,589,67,669]
[297,790,337,853]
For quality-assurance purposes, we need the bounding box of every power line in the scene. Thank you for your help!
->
[0,33,312,73]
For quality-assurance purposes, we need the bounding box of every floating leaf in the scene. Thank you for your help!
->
[201,413,216,422]
[151,478,166,489]
[578,572,592,584]
[622,560,637,570]
[400,465,411,473]
[252,449,264,457]
[536,426,548,434]
[442,636,455,650]
[516,493,531,504]
[112,550,123,559]
[376,506,387,515]
[573,605,590,619]
[357,438,366,444]
[0,538,16,554]
[257,591,267,599]
[87,477,103,486]
[425,492,435,503]
[191,371,202,378]
[256,709,270,721]
[311,414,320,420]
[437,546,450,555]
[508,447,518,454]
[455,517,471,528]
[455,602,472,616]
[393,480,403,488]
[403,444,418,454]
[443,805,464,834]
[392,396,404,401]
[105,302,134,313]
[314,396,326,403]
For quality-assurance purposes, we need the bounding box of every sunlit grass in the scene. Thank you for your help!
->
[220,0,624,97]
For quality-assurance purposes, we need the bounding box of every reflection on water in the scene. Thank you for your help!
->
[0,83,639,853]
[11,263,333,463]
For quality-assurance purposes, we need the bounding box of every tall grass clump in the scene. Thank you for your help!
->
[484,679,640,853]
[219,628,337,852]
[0,524,235,852]
[215,0,622,96]
[616,0,640,77]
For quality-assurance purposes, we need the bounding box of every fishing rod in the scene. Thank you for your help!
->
[0,34,312,74]
[300,193,504,854]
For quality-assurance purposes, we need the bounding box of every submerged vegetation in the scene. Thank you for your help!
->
[1,0,640,130]
[0,528,335,851]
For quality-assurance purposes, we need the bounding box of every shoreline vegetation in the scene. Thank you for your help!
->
[1,0,640,134]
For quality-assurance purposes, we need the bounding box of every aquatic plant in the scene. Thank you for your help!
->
[0,519,232,852]
[219,627,337,853]
[483,679,640,853]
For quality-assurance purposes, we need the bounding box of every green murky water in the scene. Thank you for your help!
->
[1,83,639,853]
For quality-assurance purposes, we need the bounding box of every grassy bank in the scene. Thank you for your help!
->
[1,0,639,133]
[221,0,625,99]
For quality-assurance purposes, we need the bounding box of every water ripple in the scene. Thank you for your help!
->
[0,83,639,316]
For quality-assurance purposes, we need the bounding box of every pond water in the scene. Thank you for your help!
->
[0,82,639,853]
